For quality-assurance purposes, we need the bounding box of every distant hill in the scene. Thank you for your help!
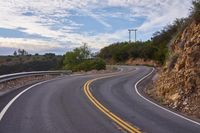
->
[0,54,63,75]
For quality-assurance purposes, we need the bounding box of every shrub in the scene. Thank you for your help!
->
[63,44,106,72]
[93,58,106,70]
[191,0,200,22]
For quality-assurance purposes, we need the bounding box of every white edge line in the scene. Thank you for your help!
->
[0,80,50,121]
[135,67,200,126]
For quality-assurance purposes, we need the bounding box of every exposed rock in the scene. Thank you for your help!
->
[155,21,200,118]
[125,58,159,67]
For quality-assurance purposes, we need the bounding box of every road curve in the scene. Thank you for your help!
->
[0,66,200,133]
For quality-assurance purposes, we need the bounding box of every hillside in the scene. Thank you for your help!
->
[99,17,185,66]
[0,54,63,75]
[154,21,200,118]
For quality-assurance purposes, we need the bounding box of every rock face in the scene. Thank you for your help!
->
[155,21,200,118]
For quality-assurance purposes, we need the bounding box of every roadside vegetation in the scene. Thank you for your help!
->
[63,44,106,72]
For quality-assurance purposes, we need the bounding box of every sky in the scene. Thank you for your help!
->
[0,0,193,55]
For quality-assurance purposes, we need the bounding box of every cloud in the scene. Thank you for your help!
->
[104,0,192,32]
[0,0,193,55]
[135,0,192,32]
[0,37,64,52]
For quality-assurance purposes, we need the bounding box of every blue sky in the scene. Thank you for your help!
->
[0,0,192,55]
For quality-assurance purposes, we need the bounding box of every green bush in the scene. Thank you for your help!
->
[63,59,106,72]
[93,58,106,70]
[63,45,106,72]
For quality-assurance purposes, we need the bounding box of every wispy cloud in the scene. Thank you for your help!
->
[0,0,193,55]
[0,37,63,52]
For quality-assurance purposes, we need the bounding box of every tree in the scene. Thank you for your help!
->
[191,0,200,22]
[44,53,56,59]
[13,51,17,56]
[63,44,105,71]
[63,44,90,70]
[79,43,90,59]
[17,49,28,56]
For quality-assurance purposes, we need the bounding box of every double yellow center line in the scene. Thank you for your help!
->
[84,76,141,133]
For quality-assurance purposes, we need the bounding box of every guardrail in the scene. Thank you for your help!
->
[0,70,72,83]
[0,70,72,96]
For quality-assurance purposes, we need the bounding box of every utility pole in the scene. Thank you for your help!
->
[134,29,137,42]
[128,29,131,43]
[128,29,137,43]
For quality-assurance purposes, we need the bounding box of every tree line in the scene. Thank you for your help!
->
[0,44,106,75]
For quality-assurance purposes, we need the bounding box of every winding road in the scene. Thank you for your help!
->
[0,66,200,133]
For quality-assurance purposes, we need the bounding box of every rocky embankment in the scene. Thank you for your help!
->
[150,21,200,118]
[125,58,159,67]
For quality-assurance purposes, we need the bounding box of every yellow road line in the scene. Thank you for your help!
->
[83,75,141,133]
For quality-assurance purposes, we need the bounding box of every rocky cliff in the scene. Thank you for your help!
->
[155,21,200,118]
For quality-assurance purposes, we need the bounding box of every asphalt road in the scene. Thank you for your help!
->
[0,66,200,133]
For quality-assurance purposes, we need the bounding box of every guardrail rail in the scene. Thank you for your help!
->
[0,70,72,95]
[0,70,72,83]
